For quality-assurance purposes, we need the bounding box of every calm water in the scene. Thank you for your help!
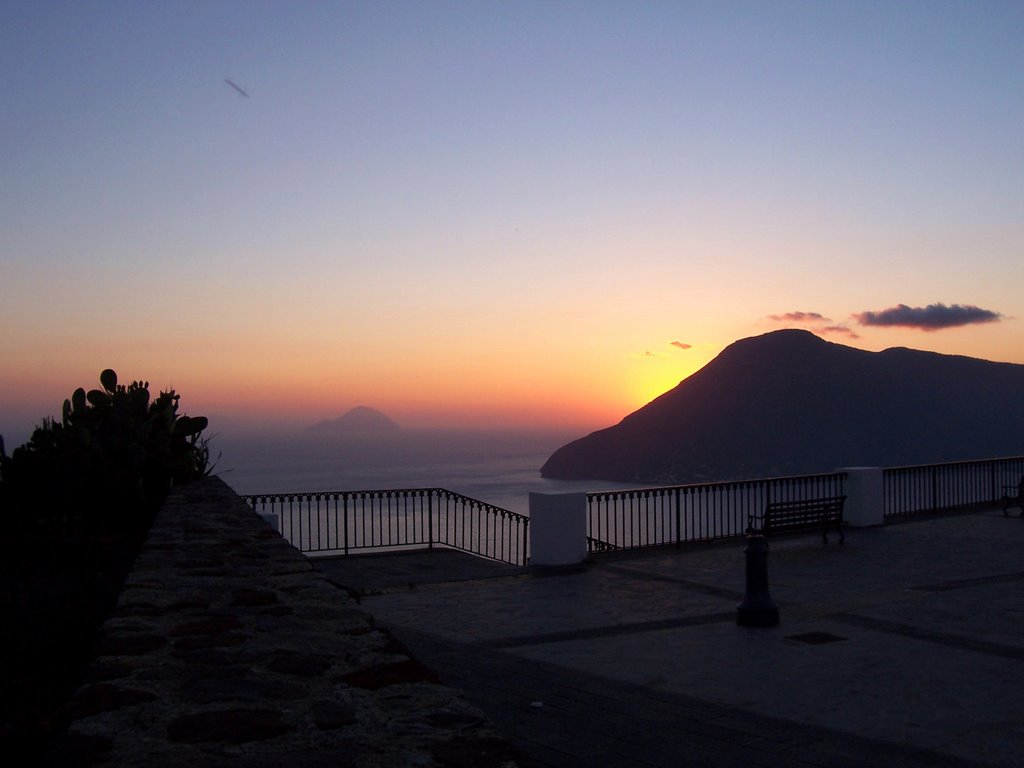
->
[213,427,632,517]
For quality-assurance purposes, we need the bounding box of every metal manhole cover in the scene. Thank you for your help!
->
[786,631,847,645]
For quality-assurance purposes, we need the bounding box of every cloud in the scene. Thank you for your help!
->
[855,303,1003,331]
[640,350,656,358]
[818,325,860,339]
[768,311,830,323]
[768,311,854,338]
[670,341,692,350]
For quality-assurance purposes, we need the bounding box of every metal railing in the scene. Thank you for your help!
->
[884,456,1024,518]
[586,472,846,552]
[241,488,529,566]
[241,456,1024,563]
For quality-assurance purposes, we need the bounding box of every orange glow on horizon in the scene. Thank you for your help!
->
[4,322,1023,450]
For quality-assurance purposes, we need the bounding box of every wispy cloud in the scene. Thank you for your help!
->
[768,310,852,338]
[855,303,1003,331]
[637,340,694,359]
[818,325,860,339]
[768,311,831,323]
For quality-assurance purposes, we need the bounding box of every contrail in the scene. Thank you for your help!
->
[224,78,250,98]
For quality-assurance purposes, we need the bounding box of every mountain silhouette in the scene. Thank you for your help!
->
[541,329,1024,483]
[308,406,400,434]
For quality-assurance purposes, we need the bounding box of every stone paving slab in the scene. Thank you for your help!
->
[312,548,522,595]
[341,508,1024,767]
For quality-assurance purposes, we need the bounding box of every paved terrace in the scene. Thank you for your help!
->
[316,506,1024,767]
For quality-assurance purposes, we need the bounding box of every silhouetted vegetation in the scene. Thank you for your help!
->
[2,369,211,531]
[0,370,212,763]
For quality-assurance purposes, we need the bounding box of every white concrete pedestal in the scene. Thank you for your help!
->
[529,492,587,566]
[840,467,884,527]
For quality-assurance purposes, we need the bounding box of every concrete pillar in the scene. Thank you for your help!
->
[529,492,587,566]
[258,512,280,533]
[840,467,885,527]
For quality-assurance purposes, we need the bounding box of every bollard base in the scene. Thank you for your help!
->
[736,603,779,627]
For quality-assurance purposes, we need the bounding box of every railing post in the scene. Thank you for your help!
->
[343,495,349,556]
[522,517,529,567]
[674,487,681,547]
[428,492,434,550]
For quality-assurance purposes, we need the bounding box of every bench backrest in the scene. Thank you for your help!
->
[765,496,845,525]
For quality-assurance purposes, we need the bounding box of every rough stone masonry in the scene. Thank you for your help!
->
[50,477,529,767]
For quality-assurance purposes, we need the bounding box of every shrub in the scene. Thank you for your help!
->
[0,369,212,532]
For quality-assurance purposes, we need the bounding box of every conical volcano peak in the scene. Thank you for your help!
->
[308,406,400,434]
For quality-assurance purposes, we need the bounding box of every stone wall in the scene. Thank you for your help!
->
[51,477,527,767]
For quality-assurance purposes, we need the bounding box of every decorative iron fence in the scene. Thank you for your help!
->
[586,472,846,552]
[884,456,1024,518]
[241,488,529,566]
[243,456,1024,563]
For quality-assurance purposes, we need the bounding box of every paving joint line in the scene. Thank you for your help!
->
[833,613,1024,661]
[909,569,1024,592]
[471,611,737,650]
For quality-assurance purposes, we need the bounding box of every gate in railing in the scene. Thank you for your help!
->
[884,456,1024,518]
[586,472,846,552]
[242,488,529,566]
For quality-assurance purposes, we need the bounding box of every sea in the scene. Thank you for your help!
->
[212,427,634,517]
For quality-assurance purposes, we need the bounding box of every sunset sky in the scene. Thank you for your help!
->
[2,1,1022,447]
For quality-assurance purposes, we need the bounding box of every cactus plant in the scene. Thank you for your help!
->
[99,368,117,394]
[0,369,213,531]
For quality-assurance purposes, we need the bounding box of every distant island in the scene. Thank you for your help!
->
[307,406,401,435]
[541,329,1024,484]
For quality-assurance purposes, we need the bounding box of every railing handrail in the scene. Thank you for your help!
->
[883,455,1024,473]
[586,470,847,500]
[243,487,525,515]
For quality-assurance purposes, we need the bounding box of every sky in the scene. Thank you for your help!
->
[2,1,1023,447]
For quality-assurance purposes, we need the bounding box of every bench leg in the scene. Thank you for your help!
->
[822,524,845,544]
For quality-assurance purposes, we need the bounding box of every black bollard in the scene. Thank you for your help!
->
[736,534,779,627]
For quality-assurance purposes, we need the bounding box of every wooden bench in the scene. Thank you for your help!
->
[747,496,846,543]
[1003,477,1024,517]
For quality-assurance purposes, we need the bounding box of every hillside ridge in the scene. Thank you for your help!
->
[541,329,1024,483]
